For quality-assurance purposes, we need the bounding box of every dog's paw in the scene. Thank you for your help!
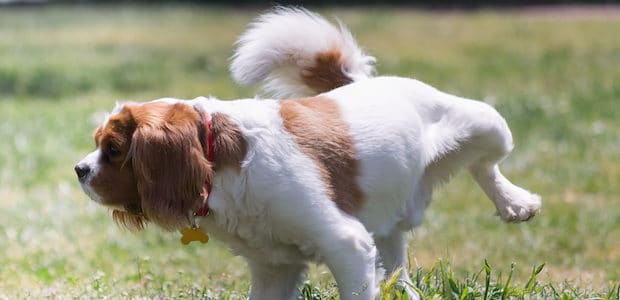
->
[496,192,541,223]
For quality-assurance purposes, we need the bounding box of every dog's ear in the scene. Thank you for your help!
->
[129,104,212,231]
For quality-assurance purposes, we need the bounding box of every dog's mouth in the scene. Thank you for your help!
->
[79,183,104,204]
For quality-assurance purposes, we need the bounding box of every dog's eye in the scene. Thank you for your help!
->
[108,144,121,157]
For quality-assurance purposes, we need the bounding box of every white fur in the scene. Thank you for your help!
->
[77,8,541,300]
[183,77,540,300]
[224,9,539,299]
[230,7,375,98]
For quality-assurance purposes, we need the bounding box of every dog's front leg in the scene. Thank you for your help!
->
[247,260,306,300]
[318,217,380,300]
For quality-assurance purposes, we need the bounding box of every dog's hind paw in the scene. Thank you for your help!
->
[496,191,541,223]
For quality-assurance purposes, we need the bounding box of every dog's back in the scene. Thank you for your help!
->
[231,7,540,223]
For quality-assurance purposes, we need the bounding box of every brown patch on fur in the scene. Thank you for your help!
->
[87,102,248,231]
[88,102,215,231]
[90,108,141,214]
[128,102,212,231]
[301,47,353,94]
[279,97,364,215]
[211,113,248,171]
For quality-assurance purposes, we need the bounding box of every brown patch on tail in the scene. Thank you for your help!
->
[279,97,364,215]
[301,48,353,94]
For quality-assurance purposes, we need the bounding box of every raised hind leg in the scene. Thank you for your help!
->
[426,98,541,222]
[470,164,541,222]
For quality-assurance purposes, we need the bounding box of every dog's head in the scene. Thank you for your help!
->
[75,101,212,231]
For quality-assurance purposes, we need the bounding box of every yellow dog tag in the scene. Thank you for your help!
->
[180,227,209,245]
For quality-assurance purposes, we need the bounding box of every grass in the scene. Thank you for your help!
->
[0,4,619,299]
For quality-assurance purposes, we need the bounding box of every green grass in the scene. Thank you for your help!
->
[0,5,619,299]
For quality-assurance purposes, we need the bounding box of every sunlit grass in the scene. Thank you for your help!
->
[0,4,618,298]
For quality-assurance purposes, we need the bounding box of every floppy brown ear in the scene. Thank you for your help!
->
[130,106,211,231]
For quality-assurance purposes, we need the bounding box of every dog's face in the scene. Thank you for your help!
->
[75,101,212,231]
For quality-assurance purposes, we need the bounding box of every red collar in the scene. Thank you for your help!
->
[195,110,214,217]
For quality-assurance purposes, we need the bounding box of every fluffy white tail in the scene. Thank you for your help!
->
[230,7,375,98]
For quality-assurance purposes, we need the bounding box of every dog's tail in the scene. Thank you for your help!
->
[230,7,375,98]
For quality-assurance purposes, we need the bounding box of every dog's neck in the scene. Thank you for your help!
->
[193,104,214,217]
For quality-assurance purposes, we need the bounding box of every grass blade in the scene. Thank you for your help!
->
[524,263,546,293]
[483,259,491,300]
[501,262,515,300]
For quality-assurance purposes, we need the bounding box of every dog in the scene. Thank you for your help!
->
[75,8,540,300]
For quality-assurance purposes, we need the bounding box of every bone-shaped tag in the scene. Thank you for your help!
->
[180,227,209,245]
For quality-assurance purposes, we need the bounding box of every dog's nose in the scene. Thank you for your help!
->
[74,164,91,181]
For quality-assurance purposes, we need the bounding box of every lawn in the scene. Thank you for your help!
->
[0,4,618,299]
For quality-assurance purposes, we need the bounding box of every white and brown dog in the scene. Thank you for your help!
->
[75,8,540,300]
